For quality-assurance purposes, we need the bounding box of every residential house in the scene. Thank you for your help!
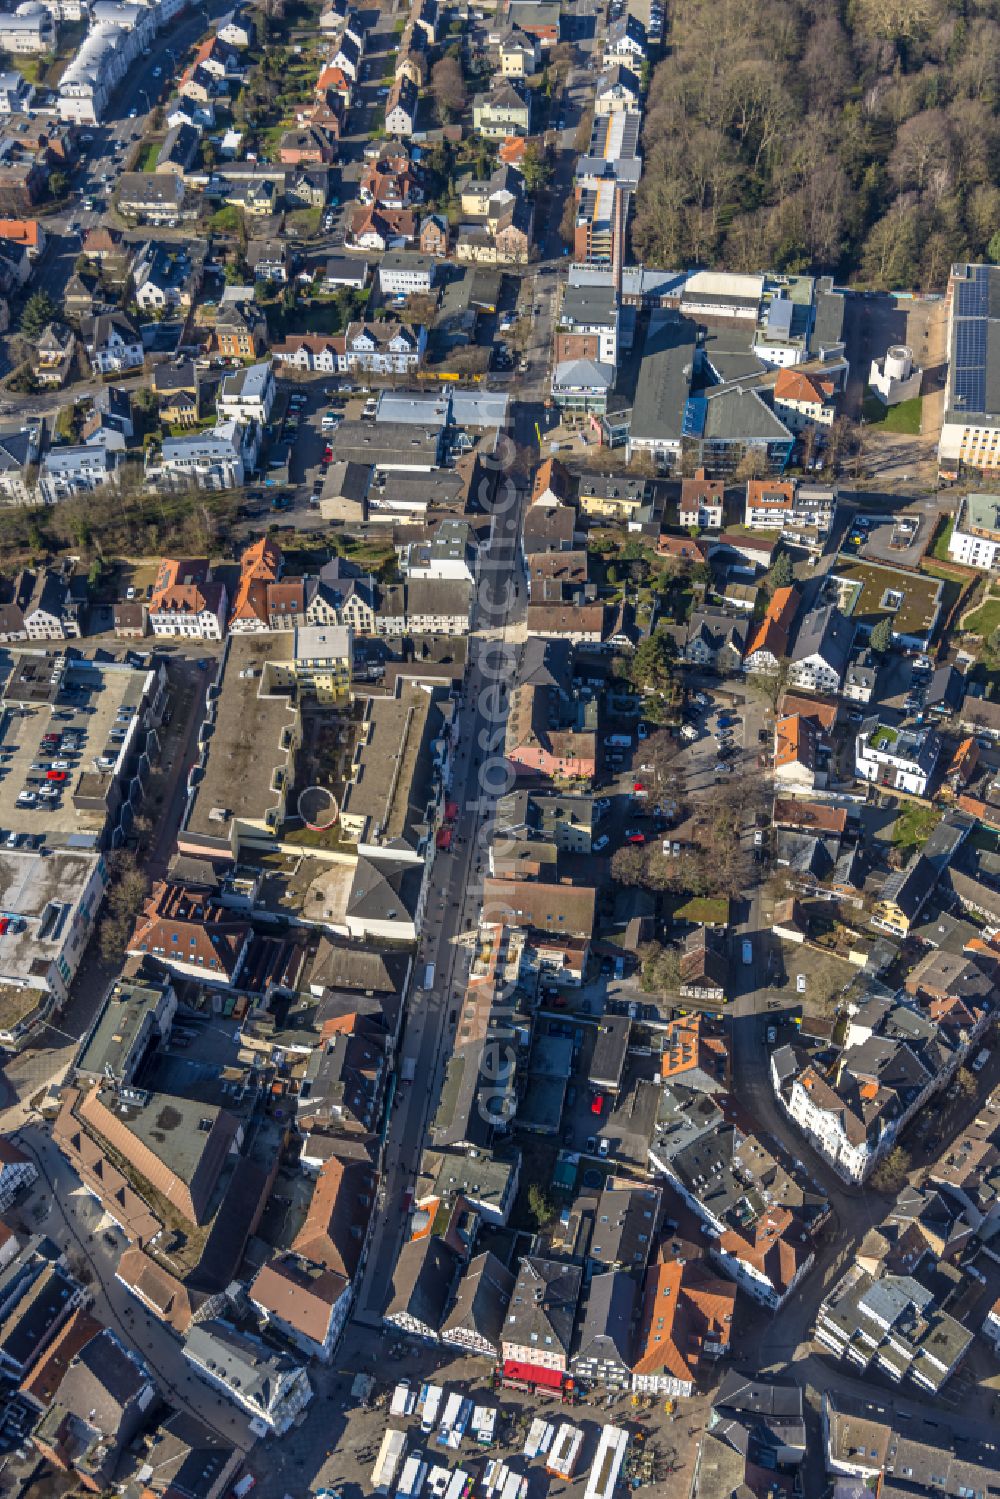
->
[246,238,289,284]
[869,813,971,937]
[570,1270,636,1389]
[384,1237,460,1343]
[843,650,877,703]
[684,606,748,672]
[361,150,422,210]
[129,1412,242,1499]
[32,1329,157,1491]
[815,1264,972,1395]
[385,76,418,137]
[183,1320,311,1434]
[249,1253,351,1364]
[419,213,448,256]
[0,425,40,505]
[500,1257,581,1384]
[602,13,646,73]
[80,311,143,375]
[774,714,819,791]
[0,1138,36,1211]
[33,322,75,388]
[744,586,798,675]
[116,172,187,226]
[349,205,416,250]
[156,122,201,177]
[631,1258,736,1396]
[855,718,940,797]
[214,295,268,359]
[577,475,647,522]
[151,421,256,491]
[787,604,853,695]
[132,241,200,312]
[679,470,724,530]
[771,367,837,433]
[679,928,728,1007]
[39,444,116,504]
[498,26,540,76]
[342,321,425,374]
[20,567,85,639]
[744,478,836,547]
[149,557,227,640]
[379,252,435,298]
[279,124,336,165]
[473,79,532,138]
[229,534,284,633]
[126,881,251,988]
[215,360,275,425]
[531,456,572,508]
[594,64,641,114]
[947,491,1000,571]
[0,218,43,257]
[440,1251,515,1360]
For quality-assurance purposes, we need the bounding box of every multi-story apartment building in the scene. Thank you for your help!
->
[855,718,940,796]
[947,491,1000,570]
[939,263,1000,478]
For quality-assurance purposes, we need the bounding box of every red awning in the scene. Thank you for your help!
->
[436,828,453,850]
[502,1360,564,1390]
[445,801,459,822]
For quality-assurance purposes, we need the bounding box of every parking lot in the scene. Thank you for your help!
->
[0,653,143,845]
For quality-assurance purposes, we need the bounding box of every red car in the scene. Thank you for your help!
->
[625,830,646,844]
[633,781,646,793]
[591,1093,605,1115]
[46,770,67,782]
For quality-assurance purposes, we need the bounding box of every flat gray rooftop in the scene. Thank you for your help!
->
[184,635,297,844]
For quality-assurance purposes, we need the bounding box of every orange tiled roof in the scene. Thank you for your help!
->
[745,584,797,661]
[316,64,352,95]
[772,798,846,835]
[778,691,838,735]
[631,1258,735,1382]
[773,368,831,406]
[717,1205,807,1297]
[775,713,815,769]
[19,1308,102,1408]
[531,456,572,505]
[746,478,796,510]
[499,135,528,165]
[230,536,283,626]
[292,1157,376,1278]
[0,219,41,250]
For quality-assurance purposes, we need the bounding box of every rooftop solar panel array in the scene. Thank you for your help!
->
[952,265,993,412]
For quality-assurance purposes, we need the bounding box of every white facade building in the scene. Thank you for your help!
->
[854,719,940,797]
[947,491,1000,572]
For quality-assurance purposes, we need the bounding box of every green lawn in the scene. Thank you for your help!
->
[892,801,940,856]
[284,206,322,239]
[265,297,354,339]
[862,393,922,433]
[207,204,243,233]
[930,514,955,564]
[135,141,161,173]
[962,591,1000,638]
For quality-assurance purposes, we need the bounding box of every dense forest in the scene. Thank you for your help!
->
[632,0,1000,287]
